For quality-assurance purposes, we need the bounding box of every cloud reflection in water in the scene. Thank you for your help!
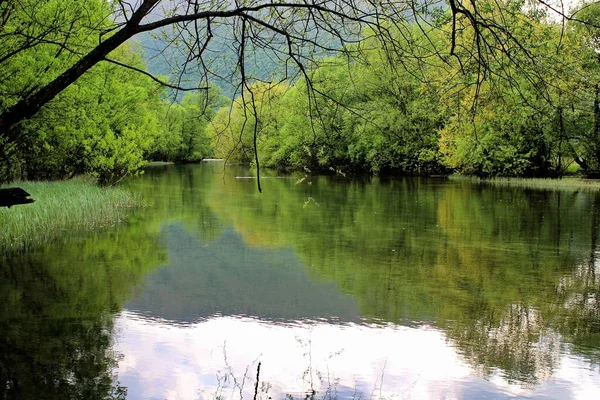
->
[114,312,600,400]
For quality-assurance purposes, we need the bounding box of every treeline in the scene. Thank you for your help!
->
[3,0,600,183]
[209,2,600,178]
[0,0,221,184]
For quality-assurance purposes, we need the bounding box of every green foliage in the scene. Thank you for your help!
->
[3,0,600,182]
[202,1,600,179]
[208,83,288,164]
[209,37,447,174]
[439,1,600,177]
[0,0,159,183]
[439,82,556,177]
[10,44,169,184]
[0,0,223,184]
[149,88,226,163]
[0,0,111,112]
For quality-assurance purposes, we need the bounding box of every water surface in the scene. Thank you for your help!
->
[1,163,600,399]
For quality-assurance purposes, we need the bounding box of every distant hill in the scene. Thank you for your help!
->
[131,8,344,100]
[133,27,293,99]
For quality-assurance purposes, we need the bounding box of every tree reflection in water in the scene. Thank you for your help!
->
[1,163,600,398]
[0,225,165,399]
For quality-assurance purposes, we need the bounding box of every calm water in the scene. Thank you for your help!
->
[2,163,600,399]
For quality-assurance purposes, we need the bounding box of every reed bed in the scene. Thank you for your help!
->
[0,178,143,253]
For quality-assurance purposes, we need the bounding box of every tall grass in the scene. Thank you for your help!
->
[0,178,143,253]
[449,175,600,191]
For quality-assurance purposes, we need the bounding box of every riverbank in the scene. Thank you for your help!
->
[449,175,600,191]
[0,178,143,253]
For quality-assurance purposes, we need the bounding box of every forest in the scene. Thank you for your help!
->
[1,0,599,184]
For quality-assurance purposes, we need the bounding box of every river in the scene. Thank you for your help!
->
[1,163,600,399]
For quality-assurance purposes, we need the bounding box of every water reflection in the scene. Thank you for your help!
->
[2,163,600,399]
[0,224,166,399]
[125,224,360,324]
[115,312,600,400]
[115,164,600,398]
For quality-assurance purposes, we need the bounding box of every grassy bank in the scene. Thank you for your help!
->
[0,178,143,253]
[449,175,600,191]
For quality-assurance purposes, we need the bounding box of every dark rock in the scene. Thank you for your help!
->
[0,188,35,208]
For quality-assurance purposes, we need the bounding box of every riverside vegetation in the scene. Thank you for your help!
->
[1,1,600,184]
[3,2,600,398]
[0,179,142,252]
[2,1,600,253]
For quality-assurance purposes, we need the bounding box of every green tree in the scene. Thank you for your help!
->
[0,0,585,166]
[148,88,225,163]
[11,44,166,183]
[208,83,288,164]
[561,1,600,176]
[213,25,447,175]
[176,89,225,163]
[438,2,599,177]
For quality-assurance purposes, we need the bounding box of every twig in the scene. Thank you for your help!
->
[253,361,261,400]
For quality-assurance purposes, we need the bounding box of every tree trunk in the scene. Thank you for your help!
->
[595,84,600,167]
[557,105,564,177]
[0,27,136,141]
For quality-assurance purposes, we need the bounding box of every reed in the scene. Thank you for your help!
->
[0,178,143,253]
